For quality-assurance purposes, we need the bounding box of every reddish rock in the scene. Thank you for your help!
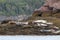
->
[32,0,60,17]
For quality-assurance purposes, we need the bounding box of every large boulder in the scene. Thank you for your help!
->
[40,0,60,11]
[32,0,60,17]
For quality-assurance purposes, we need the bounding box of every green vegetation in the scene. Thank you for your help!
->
[0,0,44,16]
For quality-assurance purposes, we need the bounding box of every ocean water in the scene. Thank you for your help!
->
[0,36,60,40]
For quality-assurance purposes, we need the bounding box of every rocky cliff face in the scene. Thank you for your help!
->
[32,0,60,18]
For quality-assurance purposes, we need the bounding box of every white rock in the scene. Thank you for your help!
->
[53,26,59,29]
[52,30,60,34]
[37,23,41,26]
[22,22,28,25]
[15,22,28,25]
[46,22,53,25]
[33,20,47,23]
[15,22,22,25]
[40,24,47,26]
[40,29,52,32]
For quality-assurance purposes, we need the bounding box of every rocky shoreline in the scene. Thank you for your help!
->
[0,0,60,35]
[0,16,60,35]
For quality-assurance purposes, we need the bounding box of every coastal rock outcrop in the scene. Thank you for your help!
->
[32,0,60,18]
